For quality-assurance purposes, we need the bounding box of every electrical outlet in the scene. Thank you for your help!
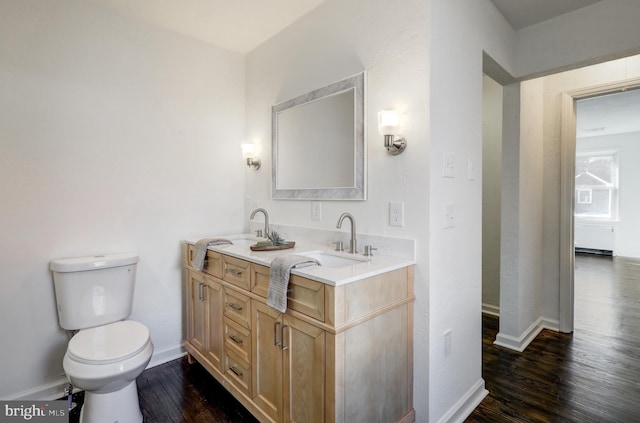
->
[443,153,455,178]
[389,201,404,227]
[311,202,322,221]
[443,204,455,229]
[444,330,452,356]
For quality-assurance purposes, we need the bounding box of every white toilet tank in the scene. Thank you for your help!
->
[50,252,139,330]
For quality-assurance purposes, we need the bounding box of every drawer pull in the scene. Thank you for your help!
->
[274,321,281,347]
[229,366,243,377]
[229,334,243,344]
[282,324,289,351]
[228,303,243,312]
[226,268,242,276]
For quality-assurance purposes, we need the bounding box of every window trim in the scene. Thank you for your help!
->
[574,149,619,222]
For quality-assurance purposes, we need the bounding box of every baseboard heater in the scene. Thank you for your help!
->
[575,247,613,256]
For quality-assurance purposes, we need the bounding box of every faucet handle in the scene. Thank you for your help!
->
[255,229,263,238]
[334,241,344,252]
[363,245,377,257]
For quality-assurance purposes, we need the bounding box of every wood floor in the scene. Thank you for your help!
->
[66,254,640,422]
[467,254,640,422]
[67,357,259,423]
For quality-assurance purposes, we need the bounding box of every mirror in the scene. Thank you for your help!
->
[272,72,365,200]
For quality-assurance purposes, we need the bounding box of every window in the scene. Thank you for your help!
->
[575,152,618,219]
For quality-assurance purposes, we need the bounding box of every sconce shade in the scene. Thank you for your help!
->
[378,109,406,155]
[242,143,261,169]
[378,110,400,135]
[241,143,255,158]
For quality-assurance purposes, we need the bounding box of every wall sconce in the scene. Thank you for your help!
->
[241,143,261,170]
[378,110,406,155]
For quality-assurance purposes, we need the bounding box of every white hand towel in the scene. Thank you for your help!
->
[192,238,232,271]
[268,255,320,313]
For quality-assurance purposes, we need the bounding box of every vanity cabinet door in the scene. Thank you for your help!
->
[187,270,207,355]
[283,314,325,423]
[187,270,224,371]
[204,278,224,371]
[252,301,327,423]
[251,301,283,423]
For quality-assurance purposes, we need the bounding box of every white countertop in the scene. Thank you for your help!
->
[186,234,415,286]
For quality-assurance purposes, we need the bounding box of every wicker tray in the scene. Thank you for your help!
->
[249,241,295,251]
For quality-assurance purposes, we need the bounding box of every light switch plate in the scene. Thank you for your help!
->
[443,153,455,178]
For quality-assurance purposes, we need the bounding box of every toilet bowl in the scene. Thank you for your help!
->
[50,252,153,423]
[63,320,153,423]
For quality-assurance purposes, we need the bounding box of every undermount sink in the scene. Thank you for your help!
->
[228,238,258,246]
[300,251,368,268]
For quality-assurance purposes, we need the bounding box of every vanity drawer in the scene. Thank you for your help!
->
[224,287,251,329]
[222,255,251,290]
[186,245,222,278]
[224,317,251,364]
[251,263,270,298]
[252,264,325,322]
[224,350,251,396]
[288,274,325,322]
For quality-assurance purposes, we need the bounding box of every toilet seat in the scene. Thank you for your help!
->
[68,320,150,365]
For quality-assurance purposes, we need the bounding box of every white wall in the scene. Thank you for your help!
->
[576,132,640,258]
[428,0,514,420]
[498,79,546,347]
[482,75,502,312]
[514,1,640,78]
[0,0,245,399]
[245,0,430,419]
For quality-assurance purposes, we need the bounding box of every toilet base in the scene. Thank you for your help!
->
[80,380,143,423]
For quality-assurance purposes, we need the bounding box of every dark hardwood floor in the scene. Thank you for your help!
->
[67,358,259,423]
[467,254,640,422]
[66,254,640,422]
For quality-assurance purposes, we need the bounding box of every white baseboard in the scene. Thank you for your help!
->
[437,379,489,423]
[146,343,186,369]
[3,344,186,401]
[494,316,559,352]
[2,376,71,401]
[481,303,500,317]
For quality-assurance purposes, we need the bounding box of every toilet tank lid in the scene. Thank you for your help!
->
[50,252,139,272]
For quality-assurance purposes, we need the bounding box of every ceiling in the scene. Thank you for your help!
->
[489,0,603,30]
[91,1,609,53]
[577,89,640,138]
[90,0,636,137]
[92,0,327,53]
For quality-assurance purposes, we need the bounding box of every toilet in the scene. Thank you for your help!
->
[50,252,153,423]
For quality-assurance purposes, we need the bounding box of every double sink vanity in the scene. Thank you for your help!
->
[184,72,414,422]
[183,229,415,423]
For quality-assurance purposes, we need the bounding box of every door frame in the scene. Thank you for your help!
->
[559,77,640,333]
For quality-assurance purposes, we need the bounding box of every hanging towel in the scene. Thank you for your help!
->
[268,254,320,313]
[192,238,232,271]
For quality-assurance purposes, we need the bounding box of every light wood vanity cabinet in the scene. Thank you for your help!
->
[251,301,326,423]
[186,269,224,372]
[184,243,415,423]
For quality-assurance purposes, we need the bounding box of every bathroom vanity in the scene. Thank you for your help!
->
[183,237,415,423]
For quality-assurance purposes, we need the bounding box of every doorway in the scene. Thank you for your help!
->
[559,79,640,332]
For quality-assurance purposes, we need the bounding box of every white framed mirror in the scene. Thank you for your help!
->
[272,72,366,200]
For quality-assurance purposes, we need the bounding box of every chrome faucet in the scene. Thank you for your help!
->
[250,208,270,237]
[336,212,358,254]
